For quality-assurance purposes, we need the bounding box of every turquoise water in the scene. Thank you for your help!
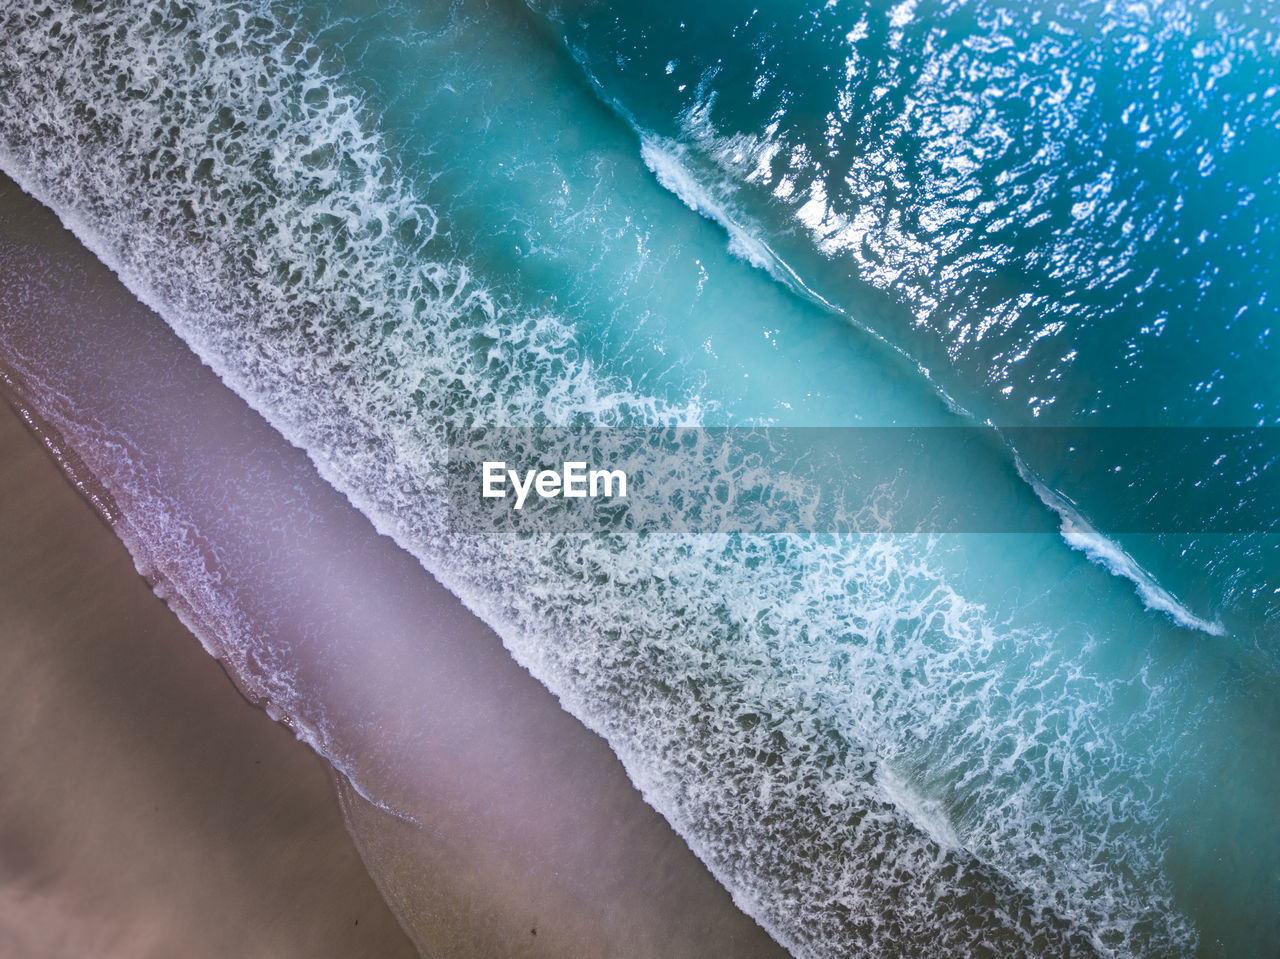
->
[0,0,1276,955]
[535,0,1280,635]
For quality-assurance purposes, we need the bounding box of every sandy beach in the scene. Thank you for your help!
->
[0,175,788,957]
[0,397,420,958]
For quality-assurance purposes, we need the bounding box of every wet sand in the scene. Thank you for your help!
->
[0,175,790,957]
[0,398,419,959]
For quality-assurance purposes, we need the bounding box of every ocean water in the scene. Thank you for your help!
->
[0,1,1276,956]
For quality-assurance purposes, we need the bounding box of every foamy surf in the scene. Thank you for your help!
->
[640,136,781,277]
[634,130,975,423]
[1017,458,1227,637]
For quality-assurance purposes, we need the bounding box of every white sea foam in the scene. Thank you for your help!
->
[876,764,960,852]
[1016,458,1226,636]
[0,2,1197,955]
[637,131,974,420]
[640,136,777,274]
[1058,519,1226,637]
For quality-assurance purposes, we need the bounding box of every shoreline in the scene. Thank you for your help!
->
[0,397,420,959]
[0,175,788,957]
